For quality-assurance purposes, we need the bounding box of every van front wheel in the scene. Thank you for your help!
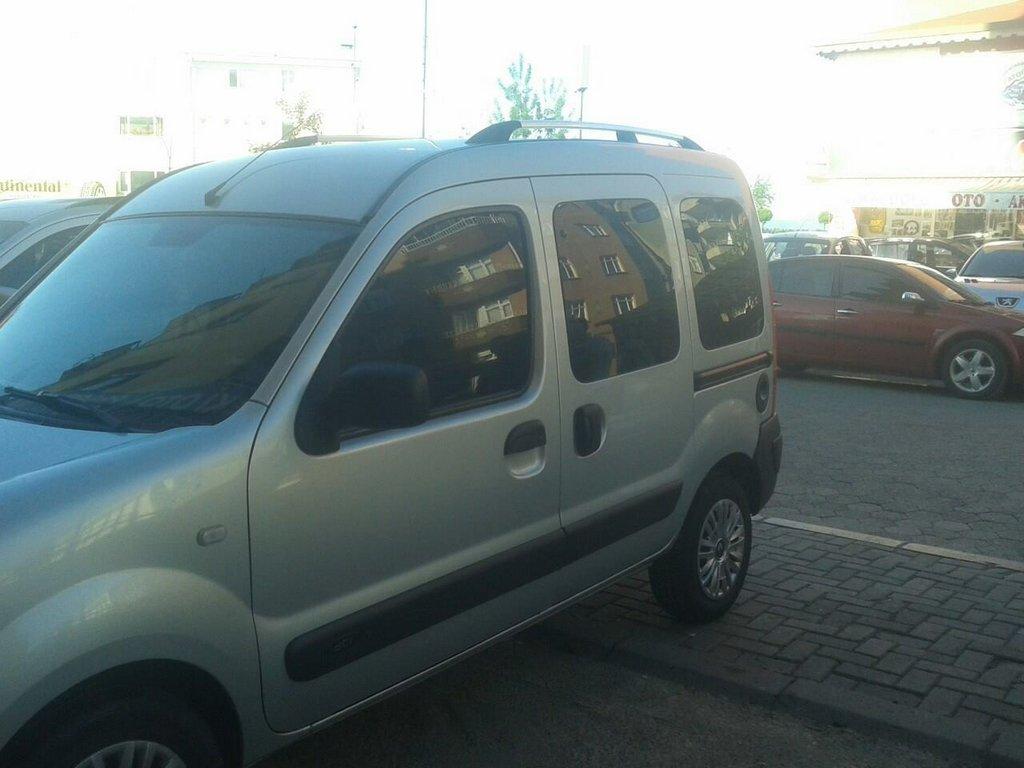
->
[649,473,752,622]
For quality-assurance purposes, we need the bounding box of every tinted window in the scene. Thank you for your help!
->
[871,242,899,259]
[839,264,904,302]
[777,259,834,297]
[961,248,1024,279]
[314,210,532,431]
[552,199,680,382]
[0,225,86,289]
[0,215,359,431]
[681,197,765,350]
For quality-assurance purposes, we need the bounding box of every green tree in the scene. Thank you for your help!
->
[818,210,834,230]
[752,177,774,226]
[251,93,323,153]
[492,55,572,138]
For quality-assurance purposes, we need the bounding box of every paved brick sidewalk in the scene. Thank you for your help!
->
[534,520,1024,764]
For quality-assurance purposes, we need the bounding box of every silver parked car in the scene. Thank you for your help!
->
[0,197,116,304]
[957,240,1024,312]
[0,121,781,768]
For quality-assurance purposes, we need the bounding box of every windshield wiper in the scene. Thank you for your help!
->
[0,386,132,432]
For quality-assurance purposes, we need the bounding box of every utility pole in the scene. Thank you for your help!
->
[576,45,590,138]
[421,0,428,138]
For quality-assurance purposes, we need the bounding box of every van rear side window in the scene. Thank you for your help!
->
[552,198,680,383]
[680,198,765,350]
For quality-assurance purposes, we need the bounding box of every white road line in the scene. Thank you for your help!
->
[757,516,1024,573]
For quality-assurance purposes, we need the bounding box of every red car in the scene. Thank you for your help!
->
[768,255,1024,399]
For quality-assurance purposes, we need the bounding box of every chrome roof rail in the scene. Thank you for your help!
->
[466,120,702,150]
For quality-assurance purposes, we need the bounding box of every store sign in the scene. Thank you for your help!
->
[952,192,1024,211]
[0,179,68,194]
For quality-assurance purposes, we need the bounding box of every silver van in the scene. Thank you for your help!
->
[0,121,781,768]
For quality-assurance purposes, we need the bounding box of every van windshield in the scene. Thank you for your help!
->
[961,248,1024,279]
[0,214,360,432]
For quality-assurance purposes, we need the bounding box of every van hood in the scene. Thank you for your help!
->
[0,415,147,485]
[958,276,1024,312]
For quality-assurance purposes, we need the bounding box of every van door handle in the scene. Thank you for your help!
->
[573,404,605,458]
[836,308,859,315]
[504,420,546,456]
[771,301,782,307]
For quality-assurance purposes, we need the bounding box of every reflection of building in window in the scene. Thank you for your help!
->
[482,298,514,325]
[602,254,625,275]
[613,294,637,315]
[457,257,497,284]
[559,258,578,279]
[567,300,588,320]
[552,198,680,382]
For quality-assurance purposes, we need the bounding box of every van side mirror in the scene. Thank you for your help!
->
[332,362,430,433]
[901,291,926,305]
[944,268,958,279]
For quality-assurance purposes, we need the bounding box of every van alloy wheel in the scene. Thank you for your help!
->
[74,741,186,768]
[948,348,996,394]
[697,499,746,600]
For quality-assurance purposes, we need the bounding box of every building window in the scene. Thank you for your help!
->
[281,68,295,91]
[580,223,608,237]
[601,254,625,275]
[228,69,239,88]
[558,258,578,279]
[119,116,164,137]
[481,298,514,326]
[613,294,637,315]
[680,197,765,350]
[117,170,162,195]
[567,300,588,321]
[456,257,496,284]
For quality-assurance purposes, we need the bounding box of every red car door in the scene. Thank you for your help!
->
[768,257,836,368]
[833,258,936,377]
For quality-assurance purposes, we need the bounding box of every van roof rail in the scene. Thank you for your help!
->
[269,134,407,151]
[466,120,703,150]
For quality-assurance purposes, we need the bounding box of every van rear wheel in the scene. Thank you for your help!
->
[649,473,752,622]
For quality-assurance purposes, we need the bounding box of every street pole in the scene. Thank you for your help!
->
[576,86,587,138]
[421,0,428,138]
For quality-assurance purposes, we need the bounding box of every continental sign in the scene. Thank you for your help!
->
[0,179,69,194]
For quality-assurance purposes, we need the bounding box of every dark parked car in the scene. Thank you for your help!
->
[764,232,871,260]
[768,255,1024,399]
[0,197,116,304]
[867,237,973,275]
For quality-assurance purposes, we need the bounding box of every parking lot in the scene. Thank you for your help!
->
[767,374,1024,560]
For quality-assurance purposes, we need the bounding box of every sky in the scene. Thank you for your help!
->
[0,0,991,219]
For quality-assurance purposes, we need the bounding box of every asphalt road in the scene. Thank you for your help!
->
[764,373,1024,560]
[259,637,968,768]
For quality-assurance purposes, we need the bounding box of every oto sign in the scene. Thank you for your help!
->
[951,193,986,209]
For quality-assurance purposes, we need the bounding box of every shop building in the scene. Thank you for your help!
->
[813,1,1024,241]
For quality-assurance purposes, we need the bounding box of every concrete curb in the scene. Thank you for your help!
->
[530,613,1024,767]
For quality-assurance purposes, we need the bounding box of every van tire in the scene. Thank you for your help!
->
[19,690,224,768]
[649,473,752,623]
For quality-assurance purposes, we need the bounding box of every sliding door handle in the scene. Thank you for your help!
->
[836,308,859,315]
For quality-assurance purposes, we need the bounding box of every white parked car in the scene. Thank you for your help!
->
[957,240,1024,312]
[0,198,116,304]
